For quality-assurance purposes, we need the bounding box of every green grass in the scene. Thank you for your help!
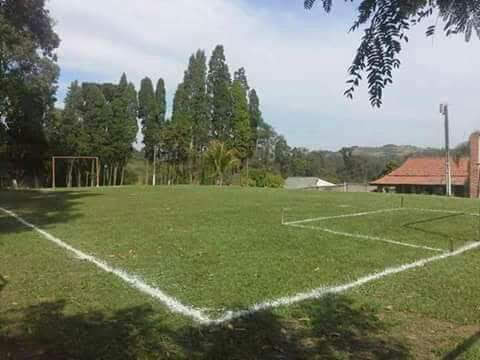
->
[1,186,480,359]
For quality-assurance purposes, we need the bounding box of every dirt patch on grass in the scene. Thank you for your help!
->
[381,311,480,359]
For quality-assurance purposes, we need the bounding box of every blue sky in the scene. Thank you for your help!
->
[48,0,480,151]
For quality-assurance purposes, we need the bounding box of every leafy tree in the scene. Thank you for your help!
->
[256,121,277,168]
[53,81,88,186]
[234,67,249,92]
[0,0,60,118]
[171,50,209,183]
[155,78,166,126]
[274,135,291,177]
[0,0,60,185]
[207,45,233,141]
[231,78,252,166]
[109,74,139,185]
[204,140,239,186]
[248,89,262,157]
[5,58,59,186]
[304,0,480,107]
[139,77,160,160]
[380,159,400,177]
[82,83,114,167]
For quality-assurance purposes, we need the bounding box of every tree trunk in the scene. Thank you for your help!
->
[76,165,82,187]
[121,166,125,186]
[66,160,74,188]
[145,160,149,185]
[246,158,249,186]
[113,165,118,186]
[90,160,95,187]
[189,136,194,184]
[109,166,114,186]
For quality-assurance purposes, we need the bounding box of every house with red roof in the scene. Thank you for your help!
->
[371,133,480,198]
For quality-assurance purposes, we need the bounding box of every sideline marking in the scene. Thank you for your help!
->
[0,207,210,324]
[286,223,445,252]
[212,241,480,324]
[284,208,403,225]
[2,207,479,325]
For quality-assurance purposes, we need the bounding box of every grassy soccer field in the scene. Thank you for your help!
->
[1,186,480,359]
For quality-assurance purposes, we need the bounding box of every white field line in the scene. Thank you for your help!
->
[3,206,480,326]
[284,208,404,225]
[286,223,445,253]
[0,207,211,324]
[407,207,480,217]
[210,241,480,324]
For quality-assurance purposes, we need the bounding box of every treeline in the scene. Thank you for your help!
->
[51,45,279,187]
[47,75,139,187]
[138,46,266,185]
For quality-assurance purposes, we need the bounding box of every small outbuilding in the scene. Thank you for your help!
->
[285,177,336,190]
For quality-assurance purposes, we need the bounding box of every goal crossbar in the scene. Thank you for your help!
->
[52,156,100,189]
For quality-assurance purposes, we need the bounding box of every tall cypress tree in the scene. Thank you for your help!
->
[207,45,232,141]
[234,67,249,93]
[108,73,139,184]
[190,50,209,152]
[248,89,262,157]
[82,83,113,164]
[231,77,251,166]
[155,78,166,126]
[139,77,159,160]
[170,50,209,183]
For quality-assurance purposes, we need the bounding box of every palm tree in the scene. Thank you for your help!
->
[204,140,239,186]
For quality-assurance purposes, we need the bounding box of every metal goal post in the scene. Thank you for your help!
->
[52,156,100,189]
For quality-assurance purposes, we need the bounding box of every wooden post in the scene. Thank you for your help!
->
[52,157,56,189]
[96,158,100,187]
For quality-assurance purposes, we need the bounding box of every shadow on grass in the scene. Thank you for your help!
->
[0,275,6,293]
[402,213,465,242]
[442,331,480,360]
[0,294,411,360]
[0,190,102,236]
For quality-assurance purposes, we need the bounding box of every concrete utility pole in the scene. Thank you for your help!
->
[440,103,452,197]
[152,145,159,186]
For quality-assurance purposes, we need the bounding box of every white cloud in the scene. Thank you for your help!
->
[47,0,480,150]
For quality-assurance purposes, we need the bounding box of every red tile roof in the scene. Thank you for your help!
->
[371,157,469,186]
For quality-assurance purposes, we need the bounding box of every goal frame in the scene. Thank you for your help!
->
[52,156,100,189]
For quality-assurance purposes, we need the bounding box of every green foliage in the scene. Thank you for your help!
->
[248,89,262,153]
[155,78,166,126]
[230,77,251,163]
[204,140,239,185]
[207,45,233,141]
[139,77,161,160]
[380,159,400,177]
[248,168,285,188]
[304,0,480,107]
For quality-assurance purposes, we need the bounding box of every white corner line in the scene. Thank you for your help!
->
[3,206,479,326]
[209,241,480,324]
[0,207,212,324]
[284,207,404,226]
[286,223,445,253]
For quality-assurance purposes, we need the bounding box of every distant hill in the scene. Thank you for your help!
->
[352,144,440,159]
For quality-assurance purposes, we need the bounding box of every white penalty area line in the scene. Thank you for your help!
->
[212,240,480,324]
[2,206,479,326]
[0,207,211,324]
[284,207,404,226]
[286,223,445,253]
